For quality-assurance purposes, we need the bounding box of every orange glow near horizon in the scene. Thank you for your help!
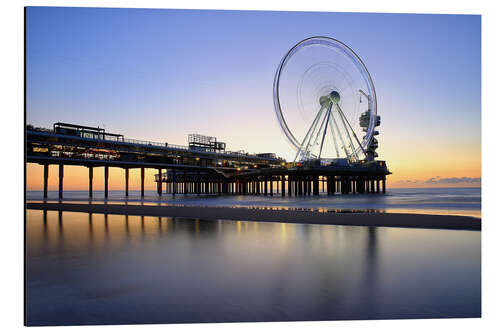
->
[26,164,161,191]
[26,160,481,191]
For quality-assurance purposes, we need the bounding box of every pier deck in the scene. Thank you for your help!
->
[27,123,390,198]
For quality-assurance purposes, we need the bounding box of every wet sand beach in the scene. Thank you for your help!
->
[26,202,481,230]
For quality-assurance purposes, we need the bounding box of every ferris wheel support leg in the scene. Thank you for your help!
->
[318,104,333,159]
[294,105,326,161]
[336,103,368,160]
[335,104,358,161]
[312,104,331,158]
[328,116,341,158]
[331,109,349,157]
[304,104,330,160]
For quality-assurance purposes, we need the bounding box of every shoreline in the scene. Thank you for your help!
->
[26,202,481,231]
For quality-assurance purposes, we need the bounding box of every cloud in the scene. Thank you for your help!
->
[423,177,481,184]
[395,176,481,185]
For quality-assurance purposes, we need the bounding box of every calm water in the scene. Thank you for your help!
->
[27,187,481,218]
[26,210,481,325]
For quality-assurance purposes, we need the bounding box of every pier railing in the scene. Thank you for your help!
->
[27,126,284,161]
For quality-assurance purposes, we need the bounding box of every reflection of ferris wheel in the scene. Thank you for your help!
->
[273,36,380,163]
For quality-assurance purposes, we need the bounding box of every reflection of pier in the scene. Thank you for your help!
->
[27,122,390,199]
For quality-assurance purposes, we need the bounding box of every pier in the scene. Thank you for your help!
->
[27,122,390,199]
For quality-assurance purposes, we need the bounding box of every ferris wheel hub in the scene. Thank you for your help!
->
[329,91,340,103]
[319,95,330,107]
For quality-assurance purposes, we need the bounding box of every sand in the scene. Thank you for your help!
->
[26,202,481,231]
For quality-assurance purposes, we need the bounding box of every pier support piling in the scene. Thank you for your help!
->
[281,175,285,196]
[140,167,145,197]
[58,164,63,200]
[157,168,162,196]
[172,169,176,195]
[88,167,93,198]
[125,168,129,197]
[197,172,201,195]
[313,175,319,195]
[104,166,109,199]
[43,164,48,198]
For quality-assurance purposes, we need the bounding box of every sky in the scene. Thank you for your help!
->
[25,7,481,190]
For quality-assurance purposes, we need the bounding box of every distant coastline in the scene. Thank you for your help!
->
[26,202,481,231]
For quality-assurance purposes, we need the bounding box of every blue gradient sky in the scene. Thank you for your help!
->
[26,7,481,187]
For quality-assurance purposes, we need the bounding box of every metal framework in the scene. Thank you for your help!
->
[53,122,124,141]
[188,134,226,152]
[294,91,372,163]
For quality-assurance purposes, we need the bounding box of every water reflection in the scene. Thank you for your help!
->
[26,210,480,326]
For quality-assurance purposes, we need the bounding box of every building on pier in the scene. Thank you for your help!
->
[26,122,284,199]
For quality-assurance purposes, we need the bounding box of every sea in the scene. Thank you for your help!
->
[27,187,481,218]
[25,187,481,325]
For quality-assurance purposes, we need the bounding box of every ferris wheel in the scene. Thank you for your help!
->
[273,36,380,163]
